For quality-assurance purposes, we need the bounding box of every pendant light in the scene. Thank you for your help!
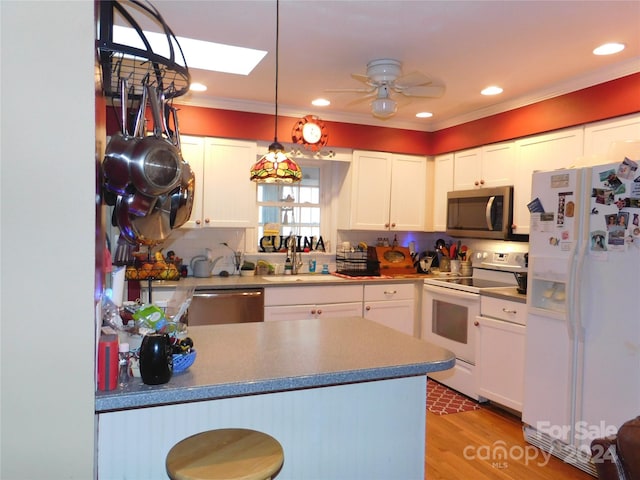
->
[250,0,302,183]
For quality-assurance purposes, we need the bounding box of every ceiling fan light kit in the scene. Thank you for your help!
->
[372,98,398,118]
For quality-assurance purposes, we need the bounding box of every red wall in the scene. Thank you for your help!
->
[106,72,640,155]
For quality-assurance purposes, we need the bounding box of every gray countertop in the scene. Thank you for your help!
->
[95,317,455,412]
[143,273,431,290]
[480,286,527,303]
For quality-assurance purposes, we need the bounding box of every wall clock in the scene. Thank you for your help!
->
[291,115,328,151]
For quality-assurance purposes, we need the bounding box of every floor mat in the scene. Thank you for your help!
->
[427,380,481,415]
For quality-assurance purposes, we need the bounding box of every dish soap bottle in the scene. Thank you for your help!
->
[284,257,292,275]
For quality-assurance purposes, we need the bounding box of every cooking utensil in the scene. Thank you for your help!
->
[169,162,195,229]
[128,85,182,196]
[102,79,138,195]
[129,194,173,246]
[115,195,137,245]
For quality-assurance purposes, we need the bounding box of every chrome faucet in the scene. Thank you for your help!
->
[288,234,303,275]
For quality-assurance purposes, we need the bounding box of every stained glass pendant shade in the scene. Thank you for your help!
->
[250,142,302,183]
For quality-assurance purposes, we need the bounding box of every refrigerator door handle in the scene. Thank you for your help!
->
[485,196,495,231]
[566,244,577,341]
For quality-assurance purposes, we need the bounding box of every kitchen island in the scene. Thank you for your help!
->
[96,317,454,479]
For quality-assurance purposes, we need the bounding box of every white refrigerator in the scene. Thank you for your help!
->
[523,141,640,476]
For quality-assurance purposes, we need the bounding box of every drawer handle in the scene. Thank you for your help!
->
[502,308,517,314]
[317,309,323,315]
[311,309,317,314]
[474,321,480,327]
[365,305,371,311]
[384,290,397,295]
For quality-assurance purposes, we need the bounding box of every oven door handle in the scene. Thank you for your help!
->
[424,284,479,300]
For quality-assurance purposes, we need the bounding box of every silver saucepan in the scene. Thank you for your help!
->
[128,85,182,197]
[102,79,138,195]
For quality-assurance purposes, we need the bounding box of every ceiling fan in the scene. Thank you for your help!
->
[327,59,445,118]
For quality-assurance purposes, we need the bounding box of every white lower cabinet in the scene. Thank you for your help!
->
[264,285,363,321]
[476,296,526,412]
[363,283,416,336]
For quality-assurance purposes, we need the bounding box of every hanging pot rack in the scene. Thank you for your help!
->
[97,0,191,102]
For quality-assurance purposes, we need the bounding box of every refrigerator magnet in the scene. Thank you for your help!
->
[591,231,607,251]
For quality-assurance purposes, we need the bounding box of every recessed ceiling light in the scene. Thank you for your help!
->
[190,82,207,92]
[593,42,625,55]
[312,98,330,107]
[481,86,503,96]
[113,25,267,75]
[416,112,433,118]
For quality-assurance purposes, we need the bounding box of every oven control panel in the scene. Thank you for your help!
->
[476,251,527,271]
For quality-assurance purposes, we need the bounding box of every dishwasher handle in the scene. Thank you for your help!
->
[193,289,263,299]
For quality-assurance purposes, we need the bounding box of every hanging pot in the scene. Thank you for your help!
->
[169,161,195,229]
[115,195,137,245]
[129,194,173,246]
[102,79,139,195]
[128,85,182,197]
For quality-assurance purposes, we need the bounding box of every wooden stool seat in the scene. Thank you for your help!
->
[166,428,284,480]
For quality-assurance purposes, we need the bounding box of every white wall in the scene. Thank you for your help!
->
[1,2,96,478]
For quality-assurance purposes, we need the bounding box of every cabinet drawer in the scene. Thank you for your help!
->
[364,283,415,302]
[265,285,362,306]
[480,296,525,325]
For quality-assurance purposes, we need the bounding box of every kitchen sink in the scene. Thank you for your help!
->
[261,275,338,282]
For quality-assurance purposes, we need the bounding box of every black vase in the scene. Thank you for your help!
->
[139,333,173,385]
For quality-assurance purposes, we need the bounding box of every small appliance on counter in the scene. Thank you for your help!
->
[372,246,415,276]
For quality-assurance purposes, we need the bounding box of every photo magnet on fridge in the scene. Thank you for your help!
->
[617,157,638,180]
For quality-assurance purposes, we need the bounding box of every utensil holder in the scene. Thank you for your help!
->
[460,261,472,276]
[439,257,451,272]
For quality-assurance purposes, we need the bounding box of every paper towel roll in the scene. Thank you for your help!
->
[111,266,126,307]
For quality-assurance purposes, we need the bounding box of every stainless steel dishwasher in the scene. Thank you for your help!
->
[186,288,264,325]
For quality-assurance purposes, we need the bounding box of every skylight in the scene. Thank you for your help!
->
[112,25,267,75]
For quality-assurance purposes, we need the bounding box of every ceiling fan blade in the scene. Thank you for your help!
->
[350,73,372,84]
[399,84,446,98]
[394,71,432,88]
[347,93,378,106]
[325,87,376,94]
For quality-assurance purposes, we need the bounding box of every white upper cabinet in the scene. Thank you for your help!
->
[431,153,454,232]
[342,150,427,231]
[582,114,640,164]
[180,135,258,228]
[454,142,515,190]
[513,127,584,235]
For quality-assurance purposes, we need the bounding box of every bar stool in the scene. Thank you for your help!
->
[166,428,284,480]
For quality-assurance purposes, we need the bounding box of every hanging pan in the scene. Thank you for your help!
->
[102,78,139,195]
[129,194,173,246]
[128,85,182,197]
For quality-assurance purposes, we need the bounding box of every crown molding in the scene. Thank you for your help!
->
[175,58,640,133]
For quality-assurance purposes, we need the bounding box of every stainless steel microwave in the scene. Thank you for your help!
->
[446,186,514,240]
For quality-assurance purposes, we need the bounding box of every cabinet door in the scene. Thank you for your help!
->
[583,114,640,164]
[453,148,482,190]
[364,299,415,336]
[389,154,426,231]
[202,138,258,228]
[513,128,584,234]
[481,142,515,188]
[349,150,393,230]
[431,154,453,232]
[476,316,525,411]
[178,135,205,228]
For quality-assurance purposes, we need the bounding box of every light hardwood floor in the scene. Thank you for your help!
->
[425,404,594,479]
